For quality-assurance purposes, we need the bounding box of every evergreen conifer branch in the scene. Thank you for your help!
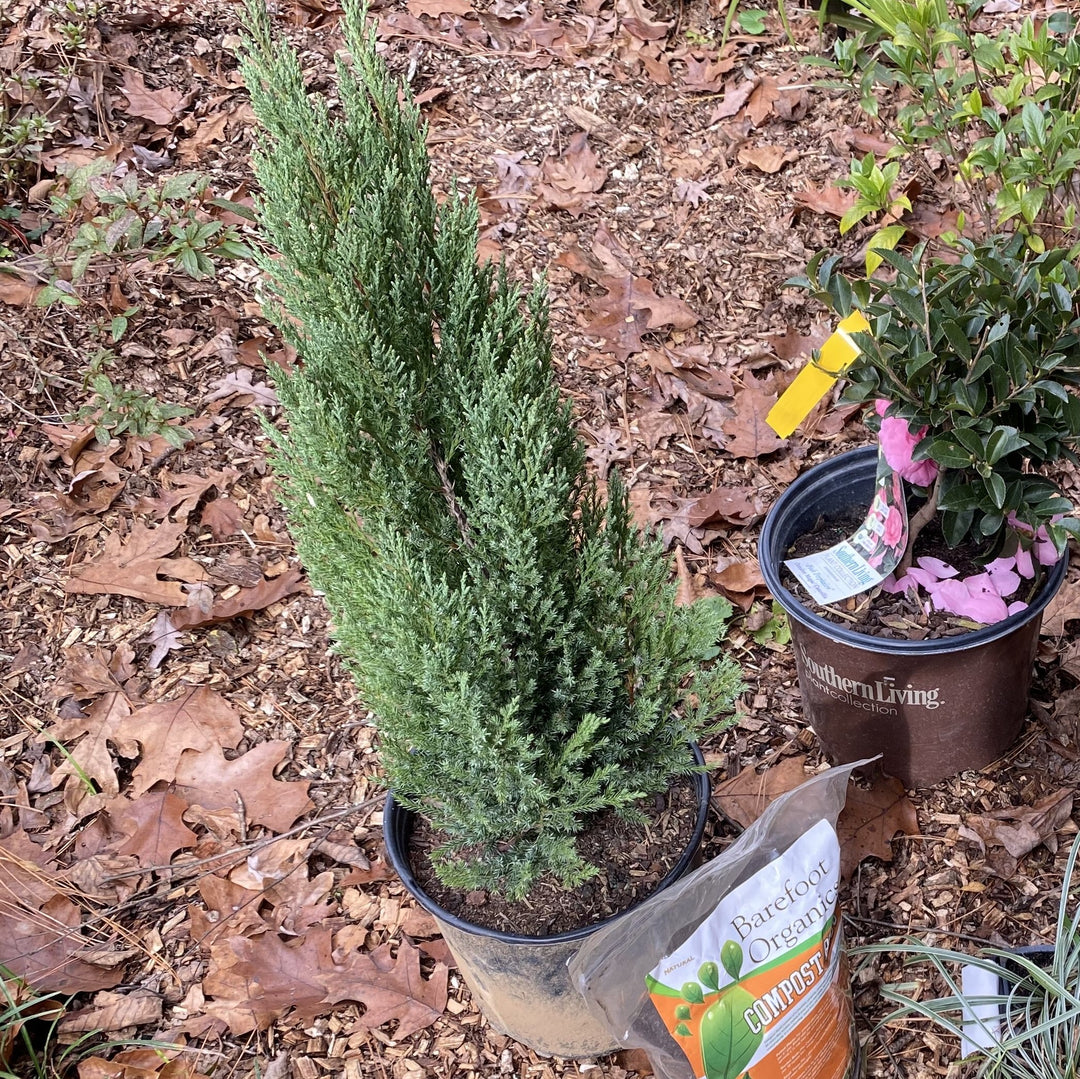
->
[239,0,744,899]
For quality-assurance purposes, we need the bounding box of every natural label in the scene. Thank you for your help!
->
[784,448,907,605]
[796,642,943,714]
[646,820,855,1079]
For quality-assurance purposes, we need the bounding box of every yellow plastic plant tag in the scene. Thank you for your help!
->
[766,311,870,439]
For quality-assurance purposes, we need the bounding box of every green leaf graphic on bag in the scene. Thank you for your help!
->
[721,939,743,980]
[698,961,720,990]
[682,981,705,1004]
[700,985,762,1079]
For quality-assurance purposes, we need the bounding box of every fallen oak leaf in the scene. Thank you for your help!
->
[110,791,199,867]
[169,567,308,631]
[674,546,698,607]
[962,788,1074,860]
[680,55,733,93]
[205,368,279,408]
[200,497,243,539]
[146,610,183,672]
[795,183,856,219]
[711,560,767,602]
[721,373,785,458]
[687,486,763,528]
[0,831,124,993]
[120,70,188,125]
[173,741,313,833]
[65,520,208,606]
[708,77,757,121]
[837,772,919,879]
[746,76,780,127]
[113,686,245,796]
[50,692,133,802]
[584,274,698,360]
[320,937,449,1039]
[0,273,41,306]
[57,990,162,1035]
[538,132,607,217]
[713,755,809,828]
[737,144,799,174]
[137,468,240,523]
[203,926,334,1033]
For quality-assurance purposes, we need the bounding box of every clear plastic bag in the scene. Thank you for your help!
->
[569,760,869,1079]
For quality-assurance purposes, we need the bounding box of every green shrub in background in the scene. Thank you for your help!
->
[820,0,1080,255]
[237,0,743,899]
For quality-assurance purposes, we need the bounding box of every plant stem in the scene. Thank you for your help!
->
[898,469,944,574]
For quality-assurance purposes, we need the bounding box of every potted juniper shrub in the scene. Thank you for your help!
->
[760,236,1080,787]
[237,0,744,1056]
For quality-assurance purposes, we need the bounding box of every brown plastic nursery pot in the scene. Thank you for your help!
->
[759,447,1067,788]
[382,745,710,1058]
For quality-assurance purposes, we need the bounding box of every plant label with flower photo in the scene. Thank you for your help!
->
[784,450,907,605]
[644,818,856,1079]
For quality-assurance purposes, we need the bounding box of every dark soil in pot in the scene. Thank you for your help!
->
[403,771,702,937]
[782,512,1052,642]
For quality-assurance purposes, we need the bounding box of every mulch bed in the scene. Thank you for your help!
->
[2,0,1080,1077]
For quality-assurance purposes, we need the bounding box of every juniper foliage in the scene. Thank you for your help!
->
[239,0,743,899]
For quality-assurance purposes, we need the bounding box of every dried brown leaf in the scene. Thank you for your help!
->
[538,132,607,216]
[169,567,307,631]
[708,77,756,121]
[59,990,162,1035]
[713,756,809,828]
[746,76,780,126]
[837,773,920,879]
[1042,577,1080,635]
[963,789,1074,860]
[584,274,698,360]
[737,144,799,174]
[674,547,698,607]
[687,487,763,528]
[120,70,186,125]
[111,791,198,867]
[320,937,449,1039]
[65,520,209,606]
[173,741,313,833]
[681,55,733,93]
[721,374,785,458]
[114,687,245,796]
[794,184,857,220]
[203,927,332,1033]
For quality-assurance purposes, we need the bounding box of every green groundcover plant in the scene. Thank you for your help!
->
[791,234,1080,622]
[237,0,743,900]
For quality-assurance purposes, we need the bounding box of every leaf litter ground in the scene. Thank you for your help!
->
[3,0,1080,1077]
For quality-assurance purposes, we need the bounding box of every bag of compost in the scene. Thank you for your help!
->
[569,760,868,1079]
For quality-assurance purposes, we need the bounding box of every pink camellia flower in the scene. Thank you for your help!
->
[1014,544,1035,579]
[915,556,958,579]
[1006,511,1063,568]
[1033,528,1059,566]
[929,577,1009,624]
[985,556,1021,597]
[875,399,940,487]
[882,505,904,547]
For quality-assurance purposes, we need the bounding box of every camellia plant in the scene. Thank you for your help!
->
[790,233,1080,623]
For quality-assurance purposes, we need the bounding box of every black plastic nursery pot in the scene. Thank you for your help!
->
[383,746,711,1058]
[759,447,1068,788]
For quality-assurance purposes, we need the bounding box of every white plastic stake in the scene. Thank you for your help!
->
[961,963,1002,1058]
